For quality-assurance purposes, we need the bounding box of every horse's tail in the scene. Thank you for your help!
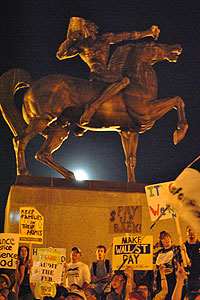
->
[0,68,32,137]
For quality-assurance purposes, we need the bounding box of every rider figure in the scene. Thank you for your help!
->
[57,17,160,130]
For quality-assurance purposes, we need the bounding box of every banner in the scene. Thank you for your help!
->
[109,206,142,233]
[19,207,44,244]
[30,248,63,283]
[145,182,177,221]
[0,233,19,269]
[112,235,153,270]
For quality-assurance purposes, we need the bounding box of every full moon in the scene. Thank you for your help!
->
[74,169,88,181]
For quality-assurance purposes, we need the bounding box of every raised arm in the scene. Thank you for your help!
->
[171,262,187,300]
[103,25,160,45]
[56,39,82,60]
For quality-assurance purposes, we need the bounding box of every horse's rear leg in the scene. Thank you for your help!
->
[13,117,50,176]
[120,131,139,183]
[149,96,188,144]
[35,125,75,179]
[173,96,188,144]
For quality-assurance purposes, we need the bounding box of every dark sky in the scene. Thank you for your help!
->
[1,0,200,231]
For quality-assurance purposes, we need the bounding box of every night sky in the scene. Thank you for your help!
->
[1,0,200,231]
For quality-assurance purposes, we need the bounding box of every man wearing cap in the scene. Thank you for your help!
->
[0,274,16,300]
[65,247,91,290]
[57,17,160,131]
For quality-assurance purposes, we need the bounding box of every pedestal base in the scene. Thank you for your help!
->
[4,175,188,264]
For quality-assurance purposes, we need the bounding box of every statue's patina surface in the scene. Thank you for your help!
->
[0,19,188,183]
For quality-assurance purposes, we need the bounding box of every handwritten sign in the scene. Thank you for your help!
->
[32,248,66,284]
[112,235,153,270]
[19,207,44,244]
[0,233,19,269]
[109,206,142,233]
[30,248,63,283]
[145,182,177,221]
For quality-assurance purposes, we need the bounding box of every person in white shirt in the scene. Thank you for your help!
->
[66,247,91,290]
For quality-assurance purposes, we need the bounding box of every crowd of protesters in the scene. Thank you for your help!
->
[0,226,199,300]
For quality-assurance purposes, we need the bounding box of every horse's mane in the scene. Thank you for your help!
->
[108,44,132,75]
[108,42,155,75]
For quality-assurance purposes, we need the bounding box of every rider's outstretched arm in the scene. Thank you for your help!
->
[103,25,160,45]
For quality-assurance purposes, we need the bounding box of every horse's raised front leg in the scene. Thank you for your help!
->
[35,124,75,180]
[120,131,139,183]
[13,117,50,176]
[148,96,188,144]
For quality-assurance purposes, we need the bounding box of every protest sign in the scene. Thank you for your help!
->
[19,207,44,244]
[0,233,19,269]
[112,235,153,270]
[109,206,142,233]
[145,182,177,221]
[32,247,66,283]
[30,248,63,283]
[34,281,57,299]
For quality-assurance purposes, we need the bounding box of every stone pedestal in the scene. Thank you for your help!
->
[4,176,188,264]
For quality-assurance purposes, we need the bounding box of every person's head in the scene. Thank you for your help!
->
[66,289,87,300]
[186,226,198,243]
[18,246,29,261]
[84,288,97,300]
[69,284,82,291]
[129,291,146,300]
[111,271,126,293]
[96,245,106,261]
[137,283,151,300]
[55,285,69,299]
[71,247,81,263]
[159,231,172,249]
[184,291,200,300]
[0,274,11,291]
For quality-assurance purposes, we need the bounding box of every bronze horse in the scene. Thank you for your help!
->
[0,42,188,182]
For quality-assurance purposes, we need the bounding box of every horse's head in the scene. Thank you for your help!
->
[135,42,182,65]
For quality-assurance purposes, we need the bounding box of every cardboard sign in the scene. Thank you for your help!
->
[19,207,44,244]
[112,235,153,270]
[0,233,19,269]
[145,182,177,221]
[30,248,63,283]
[109,206,142,233]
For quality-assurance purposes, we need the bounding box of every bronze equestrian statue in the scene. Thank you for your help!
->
[57,17,160,130]
[0,27,188,183]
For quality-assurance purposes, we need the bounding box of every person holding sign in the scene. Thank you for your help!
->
[154,231,182,300]
[14,246,34,300]
[106,271,127,300]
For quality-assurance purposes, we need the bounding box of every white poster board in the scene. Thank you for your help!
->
[145,182,177,221]
[30,248,63,283]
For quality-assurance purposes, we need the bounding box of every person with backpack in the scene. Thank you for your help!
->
[90,245,112,299]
